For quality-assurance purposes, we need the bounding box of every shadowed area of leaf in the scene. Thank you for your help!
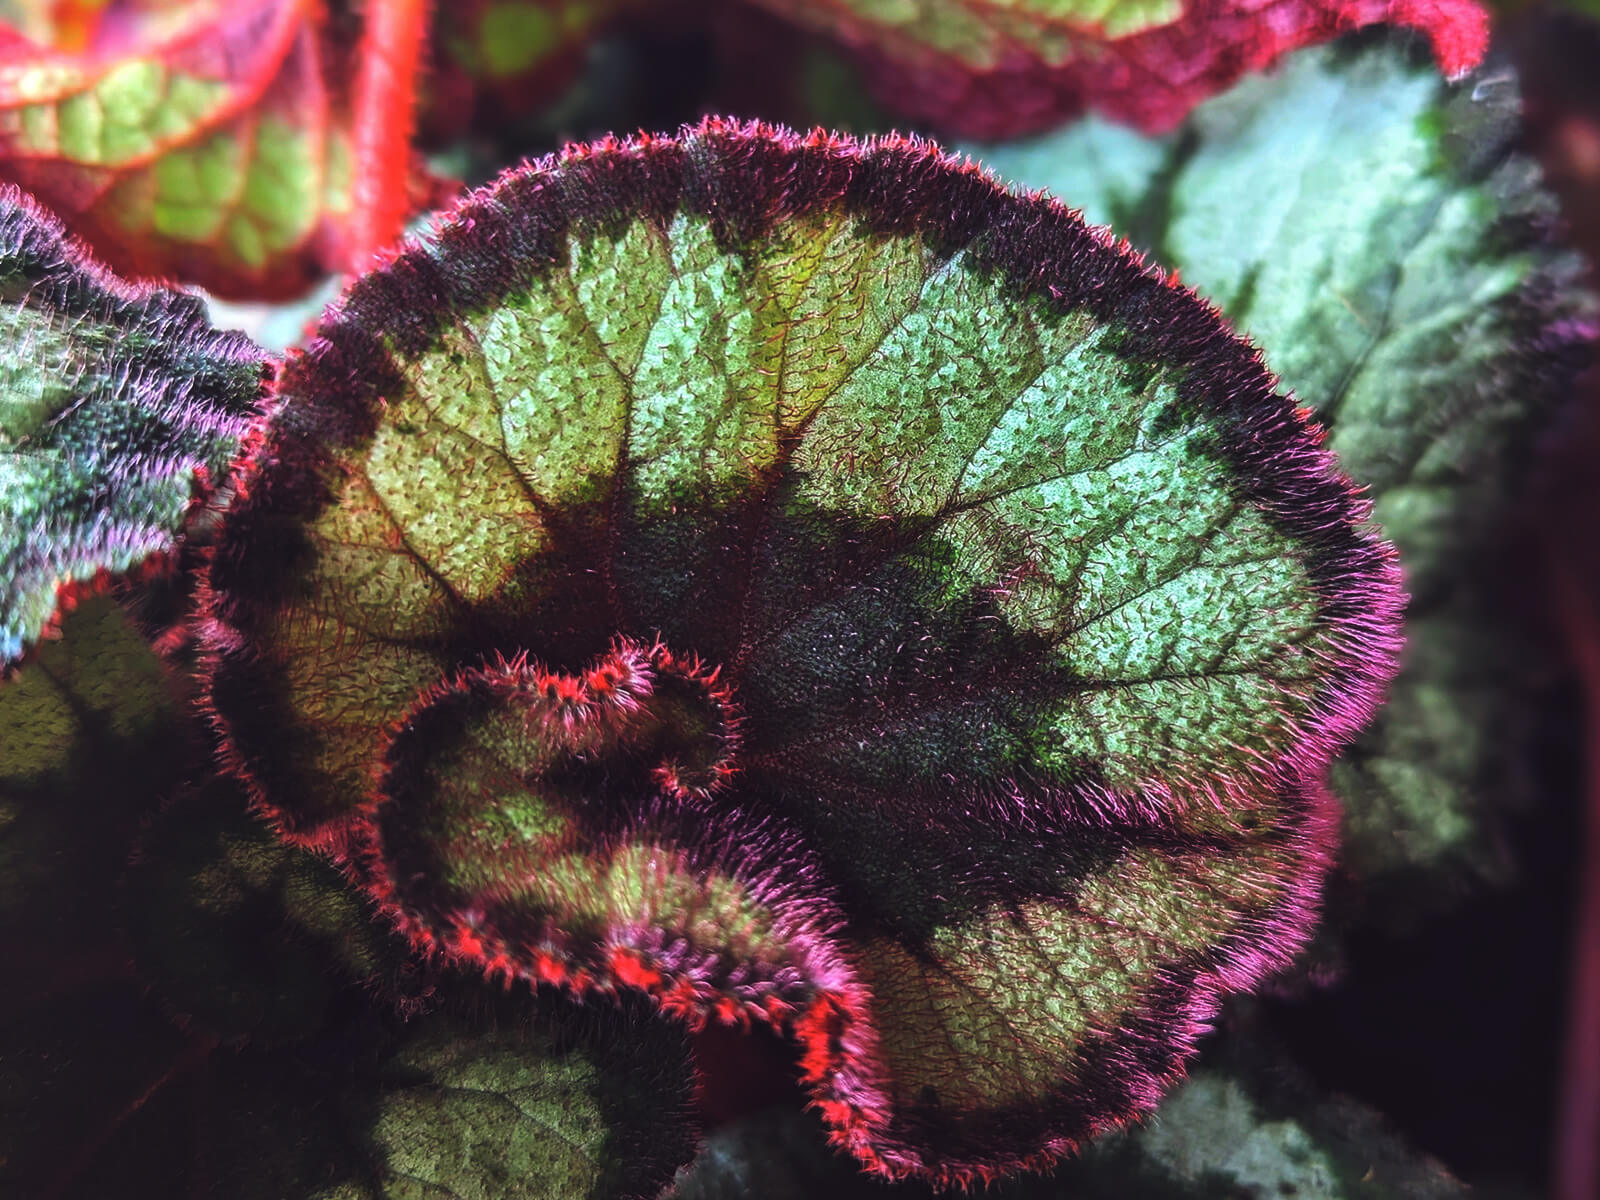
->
[0,976,700,1199]
[123,774,413,1043]
[0,592,194,970]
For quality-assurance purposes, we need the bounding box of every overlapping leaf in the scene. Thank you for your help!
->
[0,0,424,297]
[970,37,1598,916]
[0,182,264,664]
[203,120,1401,1182]
[745,0,1489,136]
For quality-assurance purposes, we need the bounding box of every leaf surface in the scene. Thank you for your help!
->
[203,120,1402,1182]
[335,997,700,1200]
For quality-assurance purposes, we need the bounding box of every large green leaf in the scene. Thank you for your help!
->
[969,36,1597,913]
[203,120,1401,1182]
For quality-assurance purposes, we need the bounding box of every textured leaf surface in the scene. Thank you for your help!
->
[0,183,264,664]
[0,0,410,296]
[970,38,1597,910]
[745,0,1488,136]
[332,997,700,1200]
[355,645,859,1036]
[203,121,1401,1182]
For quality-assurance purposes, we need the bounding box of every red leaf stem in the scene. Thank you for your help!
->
[349,0,432,269]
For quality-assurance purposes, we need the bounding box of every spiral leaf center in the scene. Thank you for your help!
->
[368,640,740,936]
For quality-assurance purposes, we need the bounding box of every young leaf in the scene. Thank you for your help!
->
[0,182,265,665]
[351,644,862,1038]
[202,120,1402,1183]
[742,0,1489,137]
[969,37,1599,914]
[0,0,431,296]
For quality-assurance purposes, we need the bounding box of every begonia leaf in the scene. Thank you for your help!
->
[970,38,1598,912]
[0,0,427,297]
[0,182,265,665]
[742,0,1489,137]
[202,120,1402,1182]
[334,996,700,1200]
